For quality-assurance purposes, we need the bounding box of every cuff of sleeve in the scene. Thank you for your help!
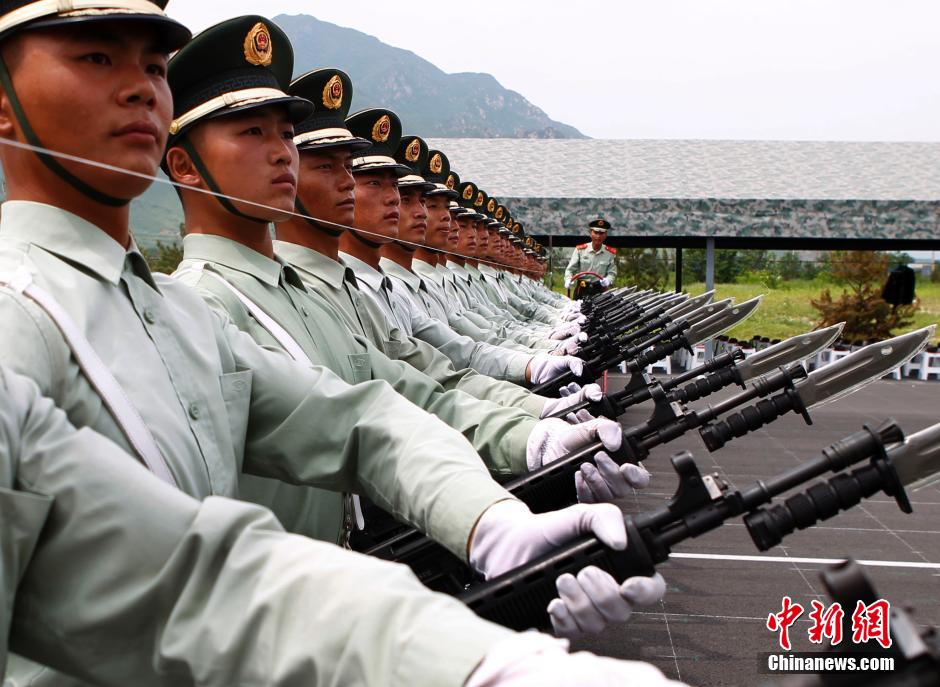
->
[429,472,516,561]
[506,353,530,384]
[395,604,516,687]
[522,392,550,419]
[507,417,539,474]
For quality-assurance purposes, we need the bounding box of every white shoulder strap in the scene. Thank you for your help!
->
[0,267,177,487]
[177,263,312,366]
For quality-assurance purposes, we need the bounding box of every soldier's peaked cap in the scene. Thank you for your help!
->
[167,16,312,144]
[589,218,611,232]
[394,135,436,192]
[346,108,412,177]
[455,180,485,220]
[0,0,190,49]
[289,68,370,152]
[423,149,459,198]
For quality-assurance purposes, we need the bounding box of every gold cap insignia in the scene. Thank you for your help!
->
[487,199,496,213]
[495,207,504,220]
[244,22,273,67]
[445,173,456,189]
[372,114,391,142]
[474,191,484,207]
[405,138,421,162]
[462,185,474,200]
[322,74,343,110]
[512,224,521,234]
[429,153,443,174]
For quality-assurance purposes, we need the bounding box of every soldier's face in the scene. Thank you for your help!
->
[474,222,489,253]
[590,229,606,249]
[297,146,356,226]
[0,23,172,201]
[397,187,428,246]
[176,106,299,221]
[353,170,399,242]
[455,216,476,254]
[447,213,461,248]
[424,195,451,249]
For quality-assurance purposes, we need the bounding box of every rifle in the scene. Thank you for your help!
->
[459,418,940,632]
[549,323,845,420]
[533,296,760,396]
[781,559,940,686]
[365,328,932,585]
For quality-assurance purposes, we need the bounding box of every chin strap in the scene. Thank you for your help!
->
[295,197,344,237]
[0,55,130,207]
[348,226,384,250]
[178,137,269,224]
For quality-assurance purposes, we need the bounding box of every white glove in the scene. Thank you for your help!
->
[466,630,686,687]
[563,278,572,289]
[540,383,603,419]
[549,321,580,340]
[600,277,612,288]
[561,300,582,313]
[527,354,584,385]
[526,416,622,471]
[561,310,585,323]
[468,499,626,579]
[548,569,667,638]
[551,332,586,356]
[575,452,651,503]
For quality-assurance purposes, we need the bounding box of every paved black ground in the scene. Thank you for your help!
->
[572,374,940,686]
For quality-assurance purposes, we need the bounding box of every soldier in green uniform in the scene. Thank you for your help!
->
[0,7,661,684]
[564,218,618,288]
[0,366,686,686]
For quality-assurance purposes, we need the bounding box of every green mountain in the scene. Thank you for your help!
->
[275,13,586,139]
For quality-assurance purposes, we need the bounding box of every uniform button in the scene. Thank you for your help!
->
[301,306,310,317]
[143,308,156,324]
[188,402,201,420]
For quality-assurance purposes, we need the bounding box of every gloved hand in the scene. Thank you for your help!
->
[527,354,584,385]
[465,630,687,686]
[551,332,587,356]
[563,278,572,289]
[526,416,622,471]
[600,277,612,288]
[548,569,667,638]
[468,499,626,579]
[548,321,580,340]
[575,452,651,503]
[561,310,586,323]
[539,382,603,419]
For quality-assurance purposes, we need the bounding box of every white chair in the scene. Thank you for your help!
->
[905,350,940,380]
[645,357,672,375]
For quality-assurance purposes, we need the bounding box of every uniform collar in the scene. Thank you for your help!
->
[182,234,305,290]
[379,257,423,293]
[0,200,159,292]
[339,251,393,293]
[478,262,501,278]
[464,262,483,278]
[273,240,358,291]
[413,258,445,285]
[445,260,470,279]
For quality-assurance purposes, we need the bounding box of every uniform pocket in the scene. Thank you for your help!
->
[219,369,253,466]
[346,353,372,384]
[383,340,402,359]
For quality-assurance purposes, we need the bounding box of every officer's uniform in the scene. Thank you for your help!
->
[0,366,513,687]
[0,14,513,687]
[564,218,618,286]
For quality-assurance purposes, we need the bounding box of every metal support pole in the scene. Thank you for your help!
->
[675,247,683,293]
[705,237,716,359]
[548,234,554,289]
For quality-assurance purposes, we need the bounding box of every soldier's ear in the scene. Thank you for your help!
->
[164,144,203,189]
[0,83,17,139]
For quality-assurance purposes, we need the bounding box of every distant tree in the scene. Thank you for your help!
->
[932,263,940,284]
[811,250,917,340]
[616,248,670,290]
[143,241,183,275]
[776,252,803,281]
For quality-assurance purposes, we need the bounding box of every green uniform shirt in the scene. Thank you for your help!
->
[564,243,618,284]
[275,241,547,418]
[0,366,513,687]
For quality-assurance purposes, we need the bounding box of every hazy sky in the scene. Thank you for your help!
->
[167,1,940,141]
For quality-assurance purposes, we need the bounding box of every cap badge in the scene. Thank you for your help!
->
[487,199,496,213]
[445,173,456,189]
[430,153,443,174]
[322,75,344,110]
[495,207,504,220]
[462,185,474,200]
[474,191,484,207]
[372,114,392,142]
[244,22,273,67]
[405,138,421,162]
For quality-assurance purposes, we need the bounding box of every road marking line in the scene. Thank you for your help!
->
[669,553,940,569]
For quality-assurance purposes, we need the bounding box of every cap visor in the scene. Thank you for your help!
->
[297,135,372,152]
[24,13,191,51]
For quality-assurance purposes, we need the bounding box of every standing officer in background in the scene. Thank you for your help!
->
[564,218,617,288]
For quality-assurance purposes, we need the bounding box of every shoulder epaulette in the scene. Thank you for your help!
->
[576,243,588,250]
[606,246,617,254]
